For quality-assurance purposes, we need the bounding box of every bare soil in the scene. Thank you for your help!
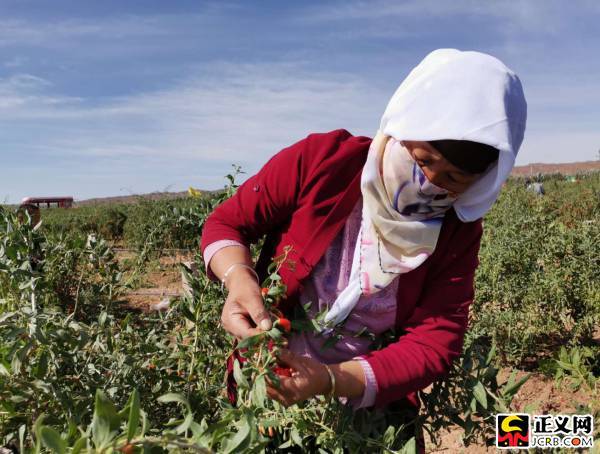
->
[119,251,194,312]
[427,371,597,452]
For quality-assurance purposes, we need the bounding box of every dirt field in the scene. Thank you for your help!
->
[427,371,594,452]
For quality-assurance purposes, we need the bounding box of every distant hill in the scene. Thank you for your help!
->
[75,191,190,206]
[75,190,221,206]
[511,160,600,176]
[66,161,599,206]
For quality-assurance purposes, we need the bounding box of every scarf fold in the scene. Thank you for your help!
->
[324,133,456,327]
[323,49,527,328]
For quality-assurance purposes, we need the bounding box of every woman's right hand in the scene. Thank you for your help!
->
[220,267,272,339]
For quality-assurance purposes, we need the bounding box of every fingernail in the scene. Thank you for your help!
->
[260,319,272,331]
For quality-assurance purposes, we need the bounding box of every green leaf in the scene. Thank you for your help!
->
[252,375,267,407]
[233,359,249,389]
[267,286,281,296]
[71,436,87,454]
[382,425,396,445]
[485,344,497,366]
[35,350,49,379]
[266,327,282,341]
[501,373,530,398]
[127,389,140,442]
[32,414,49,453]
[140,409,148,437]
[400,437,417,454]
[40,427,66,454]
[180,304,196,322]
[572,349,580,368]
[237,333,263,349]
[472,381,488,409]
[224,418,251,454]
[90,390,120,449]
[0,362,10,376]
[94,389,121,430]
[157,393,191,412]
[290,427,303,447]
[18,424,26,454]
[175,412,194,435]
[260,418,279,428]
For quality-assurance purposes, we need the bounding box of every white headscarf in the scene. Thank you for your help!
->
[380,48,527,222]
[324,49,527,328]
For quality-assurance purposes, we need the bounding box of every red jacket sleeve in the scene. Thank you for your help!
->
[363,219,483,407]
[201,141,302,253]
[200,129,353,253]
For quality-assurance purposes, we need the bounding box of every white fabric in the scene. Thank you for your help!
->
[324,49,527,328]
[380,48,527,222]
[324,135,456,326]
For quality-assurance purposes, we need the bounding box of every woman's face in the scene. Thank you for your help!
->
[401,140,483,195]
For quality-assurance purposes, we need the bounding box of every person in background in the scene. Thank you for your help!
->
[201,49,527,446]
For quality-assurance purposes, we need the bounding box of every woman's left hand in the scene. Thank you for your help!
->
[266,349,331,407]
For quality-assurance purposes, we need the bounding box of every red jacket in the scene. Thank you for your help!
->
[201,129,482,408]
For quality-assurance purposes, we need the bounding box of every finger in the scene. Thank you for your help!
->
[267,384,291,407]
[221,310,262,339]
[269,374,301,400]
[276,349,306,372]
[244,296,272,331]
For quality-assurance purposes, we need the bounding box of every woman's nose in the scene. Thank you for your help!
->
[422,165,444,188]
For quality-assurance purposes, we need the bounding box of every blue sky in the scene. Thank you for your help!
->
[1,0,599,202]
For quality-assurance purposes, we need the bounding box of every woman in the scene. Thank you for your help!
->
[201,49,526,412]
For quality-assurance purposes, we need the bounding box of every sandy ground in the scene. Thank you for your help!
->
[426,370,597,452]
[120,251,194,312]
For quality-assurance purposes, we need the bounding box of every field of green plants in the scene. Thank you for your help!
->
[1,170,599,453]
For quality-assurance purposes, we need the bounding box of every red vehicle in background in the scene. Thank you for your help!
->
[18,197,74,225]
[21,196,74,209]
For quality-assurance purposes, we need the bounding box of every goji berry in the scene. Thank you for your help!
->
[277,317,291,332]
[273,366,292,377]
[121,444,135,454]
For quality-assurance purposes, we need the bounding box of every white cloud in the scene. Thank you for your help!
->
[0,16,173,47]
[0,73,82,109]
[2,59,597,178]
[0,3,243,49]
[0,62,387,166]
[3,56,28,68]
[299,0,598,38]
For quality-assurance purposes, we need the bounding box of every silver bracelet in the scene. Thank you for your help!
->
[323,364,336,400]
[221,263,259,290]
